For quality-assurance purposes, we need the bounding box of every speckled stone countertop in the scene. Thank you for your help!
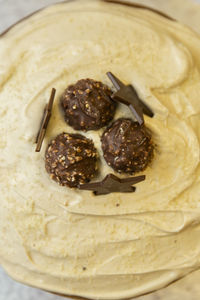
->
[0,0,200,300]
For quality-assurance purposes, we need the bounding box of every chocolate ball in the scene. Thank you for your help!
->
[61,78,116,131]
[45,133,98,187]
[101,118,154,174]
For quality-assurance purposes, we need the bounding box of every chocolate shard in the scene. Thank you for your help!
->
[129,85,154,118]
[107,72,124,90]
[106,72,154,125]
[79,173,145,196]
[35,88,56,152]
[113,86,144,125]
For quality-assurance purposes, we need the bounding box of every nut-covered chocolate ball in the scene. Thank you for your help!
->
[45,133,98,187]
[61,78,116,131]
[101,118,154,174]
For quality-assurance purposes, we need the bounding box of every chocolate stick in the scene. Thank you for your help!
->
[35,88,56,152]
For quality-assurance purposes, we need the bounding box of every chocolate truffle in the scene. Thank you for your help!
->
[101,118,154,174]
[61,78,116,131]
[45,133,98,187]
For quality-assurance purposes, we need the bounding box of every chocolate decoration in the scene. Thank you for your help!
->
[61,78,116,131]
[45,133,98,187]
[101,118,154,174]
[107,72,154,125]
[79,173,145,195]
[35,88,56,152]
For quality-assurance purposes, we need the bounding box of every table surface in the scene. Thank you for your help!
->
[1,0,200,300]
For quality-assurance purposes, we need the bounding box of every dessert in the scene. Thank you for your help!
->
[61,78,116,131]
[101,118,153,173]
[45,133,98,187]
[0,0,200,300]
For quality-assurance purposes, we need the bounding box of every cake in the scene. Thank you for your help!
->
[0,0,200,299]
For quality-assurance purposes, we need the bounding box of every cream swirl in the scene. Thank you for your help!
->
[0,1,200,299]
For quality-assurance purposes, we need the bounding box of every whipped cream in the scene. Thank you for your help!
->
[0,1,200,299]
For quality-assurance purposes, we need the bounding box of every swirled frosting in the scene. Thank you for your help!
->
[0,1,200,299]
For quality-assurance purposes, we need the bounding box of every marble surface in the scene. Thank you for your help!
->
[1,0,200,300]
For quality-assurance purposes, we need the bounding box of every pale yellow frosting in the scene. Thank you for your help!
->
[0,1,200,299]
